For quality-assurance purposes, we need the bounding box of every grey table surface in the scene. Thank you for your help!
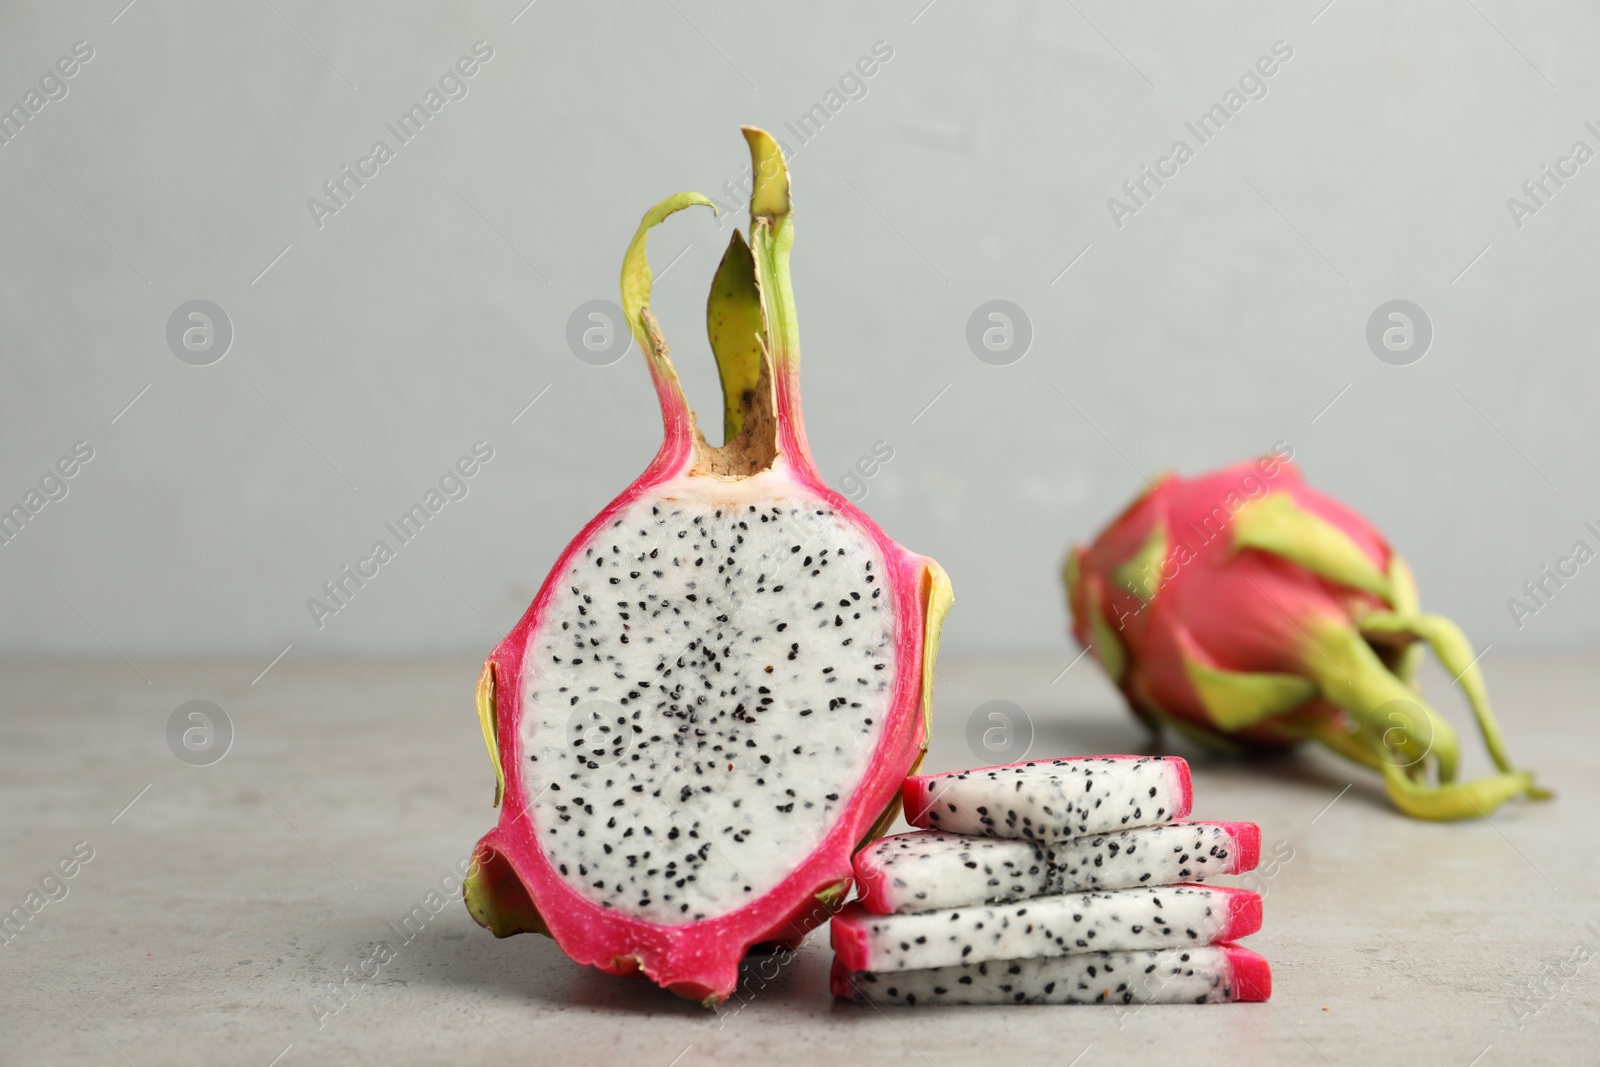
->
[2,653,1593,1066]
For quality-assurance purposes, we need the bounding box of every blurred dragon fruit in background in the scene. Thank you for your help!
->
[1063,450,1548,820]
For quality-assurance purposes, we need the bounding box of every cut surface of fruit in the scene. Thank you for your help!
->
[903,756,1192,841]
[521,491,899,924]
[853,830,1049,914]
[831,943,1271,1005]
[830,884,1261,972]
[1054,821,1260,892]
[464,129,953,1005]
[854,821,1259,913]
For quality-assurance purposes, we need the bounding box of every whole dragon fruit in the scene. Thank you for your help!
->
[462,128,953,1004]
[1064,454,1546,821]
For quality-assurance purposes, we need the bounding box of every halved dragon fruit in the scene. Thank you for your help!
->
[854,821,1258,913]
[903,755,1191,840]
[1054,821,1260,892]
[830,884,1261,972]
[832,943,1271,1006]
[462,129,954,1005]
[853,831,1050,914]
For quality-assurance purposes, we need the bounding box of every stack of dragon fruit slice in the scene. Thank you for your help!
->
[830,755,1272,1007]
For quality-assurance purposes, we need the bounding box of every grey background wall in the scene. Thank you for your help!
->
[2,0,1596,665]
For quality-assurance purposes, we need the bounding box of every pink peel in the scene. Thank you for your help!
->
[1218,884,1264,941]
[1223,943,1273,1001]
[1219,820,1261,874]
[850,849,895,915]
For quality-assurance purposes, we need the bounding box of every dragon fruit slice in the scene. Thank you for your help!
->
[1054,821,1260,892]
[832,943,1271,1005]
[903,756,1191,841]
[855,820,1258,913]
[1064,458,1545,819]
[830,884,1260,972]
[462,128,954,1005]
[853,831,1050,914]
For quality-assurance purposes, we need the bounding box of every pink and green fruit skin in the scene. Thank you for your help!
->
[462,129,953,1006]
[1064,457,1545,820]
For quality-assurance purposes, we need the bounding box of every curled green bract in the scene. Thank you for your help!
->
[1290,615,1548,819]
[620,192,718,358]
